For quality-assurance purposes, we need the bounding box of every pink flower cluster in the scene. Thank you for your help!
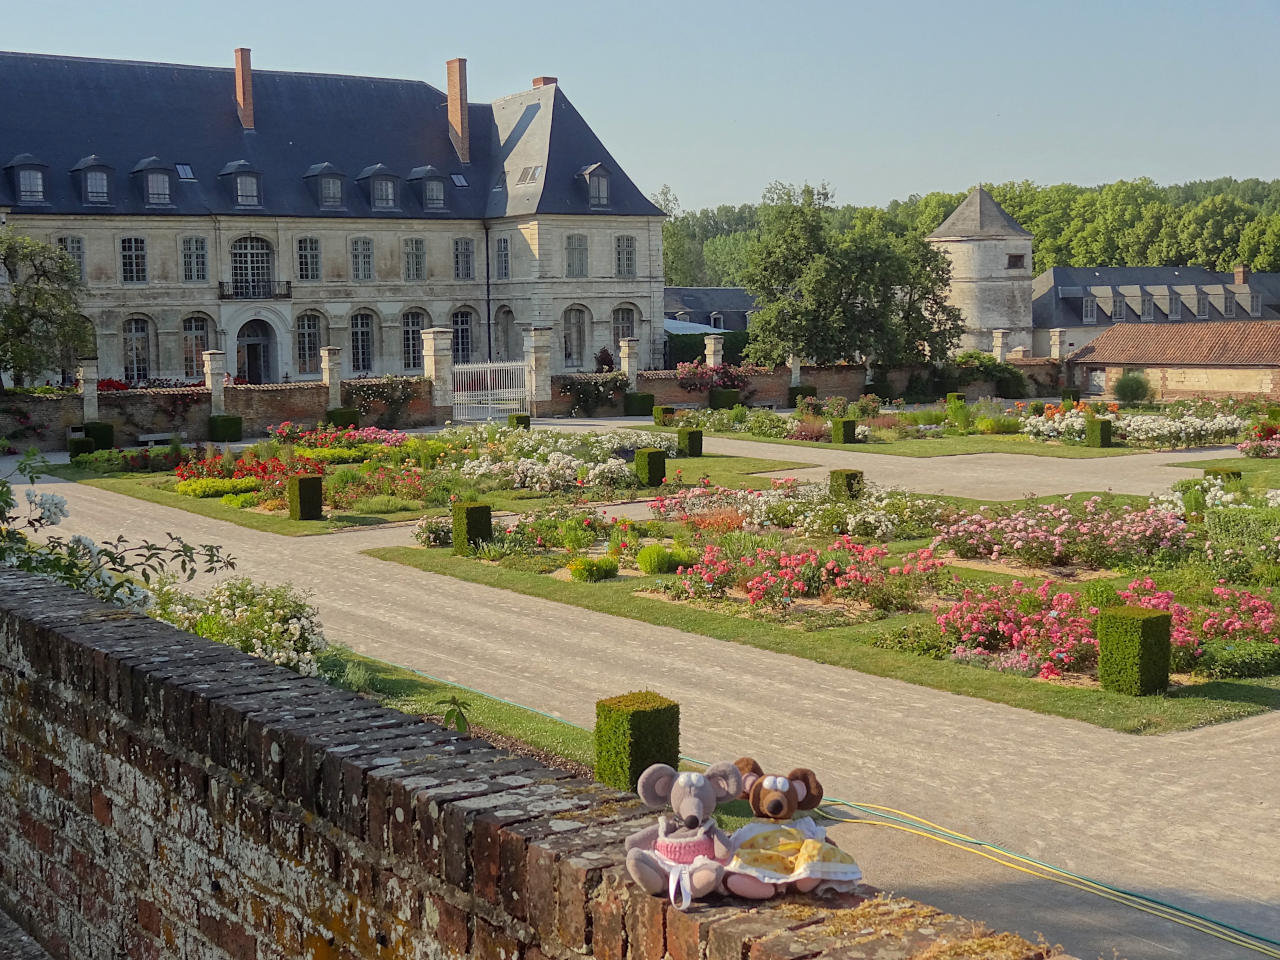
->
[932,497,1189,568]
[1119,578,1278,671]
[937,580,1098,679]
[1238,438,1280,458]
[268,423,408,447]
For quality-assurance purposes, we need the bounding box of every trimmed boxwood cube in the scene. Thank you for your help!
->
[634,447,666,486]
[623,392,655,417]
[594,690,679,792]
[82,421,114,451]
[1062,388,1081,403]
[208,414,243,443]
[829,468,865,500]
[327,407,361,429]
[677,428,703,457]
[1085,418,1112,448]
[452,501,492,554]
[831,418,861,444]
[1203,466,1242,482]
[507,413,531,430]
[1098,607,1172,696]
[653,405,675,426]
[945,392,965,404]
[708,387,740,410]
[67,437,95,458]
[788,385,817,407]
[287,474,324,521]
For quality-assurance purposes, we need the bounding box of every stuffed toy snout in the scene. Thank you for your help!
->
[734,757,824,821]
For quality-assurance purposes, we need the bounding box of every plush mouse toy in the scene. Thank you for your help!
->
[625,762,742,908]
[722,756,861,900]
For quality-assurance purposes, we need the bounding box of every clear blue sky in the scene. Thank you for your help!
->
[8,0,1280,211]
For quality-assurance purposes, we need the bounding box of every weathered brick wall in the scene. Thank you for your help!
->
[0,572,1056,960]
[100,388,214,445]
[0,393,84,451]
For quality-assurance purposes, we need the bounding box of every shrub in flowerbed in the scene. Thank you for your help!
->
[636,544,679,574]
[176,451,324,493]
[323,465,431,509]
[174,477,261,498]
[831,418,860,444]
[326,407,361,428]
[788,385,817,407]
[452,501,492,554]
[287,474,324,520]
[1202,466,1242,482]
[413,515,453,547]
[270,423,408,448]
[595,690,679,792]
[634,447,666,486]
[208,414,243,443]
[1085,417,1112,448]
[1062,389,1080,404]
[72,446,189,474]
[653,405,675,426]
[1203,507,1280,581]
[508,413,531,430]
[1024,403,1247,448]
[829,469,864,501]
[67,437,95,458]
[708,387,740,410]
[623,393,655,417]
[677,428,703,457]
[568,556,619,582]
[82,421,114,451]
[1096,607,1170,695]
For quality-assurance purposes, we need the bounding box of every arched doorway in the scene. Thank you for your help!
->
[495,308,522,361]
[236,319,276,383]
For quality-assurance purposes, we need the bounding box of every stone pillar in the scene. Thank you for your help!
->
[202,350,226,416]
[524,326,552,417]
[704,334,724,369]
[618,337,639,391]
[1049,328,1066,361]
[78,358,99,423]
[788,355,803,387]
[991,330,1008,363]
[421,329,453,419]
[320,346,343,410]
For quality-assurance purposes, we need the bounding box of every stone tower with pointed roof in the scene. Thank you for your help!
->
[927,187,1033,355]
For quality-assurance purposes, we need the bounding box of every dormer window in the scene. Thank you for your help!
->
[7,155,49,204]
[85,170,110,203]
[373,178,397,209]
[146,171,171,205]
[589,171,609,208]
[321,176,342,207]
[424,179,445,209]
[235,174,261,207]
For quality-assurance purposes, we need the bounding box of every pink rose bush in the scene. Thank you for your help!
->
[932,497,1190,569]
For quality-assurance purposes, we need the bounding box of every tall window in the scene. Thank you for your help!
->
[297,237,321,281]
[350,237,373,281]
[297,313,322,374]
[146,171,170,205]
[120,237,147,284]
[453,238,474,280]
[182,317,208,379]
[563,307,585,368]
[85,169,110,204]
[1082,296,1096,324]
[230,237,274,298]
[566,234,588,278]
[18,169,44,203]
[615,235,636,278]
[1251,293,1262,317]
[403,238,426,282]
[1223,293,1236,318]
[589,172,609,208]
[1140,293,1153,320]
[235,174,260,206]
[424,179,445,209]
[1169,293,1181,319]
[1111,295,1125,321]
[452,310,473,363]
[320,176,343,207]
[182,237,208,282]
[1196,292,1210,319]
[495,237,510,280]
[612,306,635,347]
[350,312,373,372]
[372,178,396,209]
[402,311,425,370]
[123,317,150,382]
[57,237,84,280]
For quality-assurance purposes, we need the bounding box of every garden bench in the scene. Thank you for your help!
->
[137,431,186,447]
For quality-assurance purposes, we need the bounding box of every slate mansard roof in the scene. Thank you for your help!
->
[0,51,663,220]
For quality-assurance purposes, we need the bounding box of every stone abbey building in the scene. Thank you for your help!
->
[0,50,665,383]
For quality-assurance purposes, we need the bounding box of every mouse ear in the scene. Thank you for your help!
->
[788,768,824,810]
[704,761,743,802]
[636,764,677,808]
[734,757,762,798]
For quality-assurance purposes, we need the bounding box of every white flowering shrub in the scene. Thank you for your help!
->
[1022,410,1247,448]
[150,577,327,676]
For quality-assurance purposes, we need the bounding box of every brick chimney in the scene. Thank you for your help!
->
[447,58,470,164]
[1235,263,1250,285]
[532,76,558,88]
[234,48,254,129]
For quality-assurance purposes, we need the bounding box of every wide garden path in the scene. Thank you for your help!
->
[542,416,1242,499]
[14,452,1279,960]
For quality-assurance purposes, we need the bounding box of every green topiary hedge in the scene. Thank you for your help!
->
[507,413,531,430]
[623,393,655,417]
[788,385,817,407]
[945,392,965,404]
[634,447,666,486]
[829,469,865,500]
[1085,418,1112,448]
[327,407,361,429]
[594,690,680,792]
[831,418,860,444]
[287,474,324,521]
[1203,466,1242,482]
[708,387,740,410]
[1062,388,1081,403]
[1097,607,1172,696]
[82,421,114,451]
[452,501,492,554]
[208,414,243,443]
[653,405,675,427]
[67,437,95,458]
[677,428,703,457]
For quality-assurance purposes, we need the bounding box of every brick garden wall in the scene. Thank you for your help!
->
[0,571,1055,960]
[0,394,84,452]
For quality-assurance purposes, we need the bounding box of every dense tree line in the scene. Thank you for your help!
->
[654,177,1280,287]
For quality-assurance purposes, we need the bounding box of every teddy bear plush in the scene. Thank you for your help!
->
[721,756,860,900]
[625,761,742,908]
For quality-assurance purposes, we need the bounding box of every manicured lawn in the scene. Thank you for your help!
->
[367,545,1280,735]
[1174,456,1279,489]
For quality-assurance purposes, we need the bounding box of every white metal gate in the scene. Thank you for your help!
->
[452,361,529,421]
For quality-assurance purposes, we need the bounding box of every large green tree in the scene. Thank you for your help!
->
[0,230,93,388]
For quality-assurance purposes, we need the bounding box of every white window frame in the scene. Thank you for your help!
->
[402,311,425,370]
[612,306,635,347]
[1111,295,1125,321]
[18,168,44,203]
[235,174,260,207]
[495,237,510,280]
[563,307,586,368]
[589,172,609,208]
[1140,293,1153,320]
[182,316,208,379]
[145,171,171,205]
[181,236,208,282]
[296,237,321,282]
[424,179,445,209]
[320,176,343,207]
[453,238,474,280]
[566,234,588,278]
[57,236,84,280]
[1196,292,1210,319]
[1250,293,1262,317]
[350,312,374,372]
[1169,294,1181,319]
[123,317,150,382]
[1223,292,1236,318]
[350,237,374,282]
[615,235,637,278]
[1081,296,1096,324]
[296,313,322,374]
[85,169,110,204]
[120,237,147,284]
[452,310,473,363]
[403,238,426,282]
[372,178,397,210]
